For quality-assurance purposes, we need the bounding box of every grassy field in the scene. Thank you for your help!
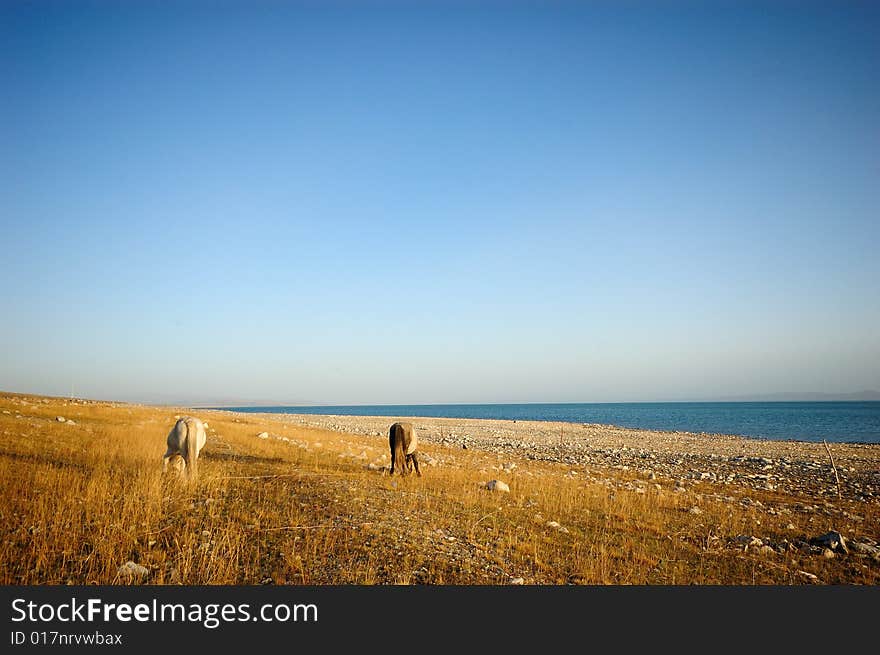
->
[1,391,877,585]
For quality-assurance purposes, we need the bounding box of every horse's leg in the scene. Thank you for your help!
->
[409,453,422,477]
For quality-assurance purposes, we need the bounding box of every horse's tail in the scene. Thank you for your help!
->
[390,423,408,476]
[185,417,199,480]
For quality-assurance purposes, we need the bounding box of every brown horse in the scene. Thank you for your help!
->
[389,421,421,477]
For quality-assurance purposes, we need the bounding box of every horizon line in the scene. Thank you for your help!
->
[4,389,880,407]
[196,393,880,408]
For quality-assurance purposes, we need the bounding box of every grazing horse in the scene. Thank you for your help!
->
[389,421,421,477]
[163,416,207,480]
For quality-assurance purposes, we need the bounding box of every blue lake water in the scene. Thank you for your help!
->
[212,401,880,444]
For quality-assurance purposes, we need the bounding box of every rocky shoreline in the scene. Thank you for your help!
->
[217,410,880,503]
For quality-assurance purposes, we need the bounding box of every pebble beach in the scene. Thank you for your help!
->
[221,410,880,503]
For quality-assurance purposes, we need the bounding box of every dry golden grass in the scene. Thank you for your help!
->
[1,391,877,585]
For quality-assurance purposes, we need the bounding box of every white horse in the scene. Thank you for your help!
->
[163,416,207,480]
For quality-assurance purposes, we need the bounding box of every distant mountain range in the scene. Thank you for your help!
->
[91,390,880,408]
[711,391,880,402]
[184,398,320,408]
[115,395,319,408]
[9,388,879,408]
[182,391,880,407]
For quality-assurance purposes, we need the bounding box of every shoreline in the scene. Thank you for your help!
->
[199,402,880,445]
[201,408,880,503]
[203,407,880,446]
[3,391,878,501]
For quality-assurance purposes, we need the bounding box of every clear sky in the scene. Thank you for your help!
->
[2,1,878,405]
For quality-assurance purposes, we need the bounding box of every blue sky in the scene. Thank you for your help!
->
[2,1,878,404]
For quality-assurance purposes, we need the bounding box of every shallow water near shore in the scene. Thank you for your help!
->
[212,401,880,444]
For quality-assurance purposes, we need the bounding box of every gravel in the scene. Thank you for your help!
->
[226,411,880,502]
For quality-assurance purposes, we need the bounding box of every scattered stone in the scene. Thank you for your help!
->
[56,416,66,422]
[366,463,384,471]
[850,541,880,558]
[809,530,848,554]
[509,577,525,585]
[117,561,149,580]
[823,548,835,559]
[797,570,819,582]
[486,480,510,493]
[688,506,703,515]
[257,432,269,439]
[65,420,76,426]
[546,521,569,534]
[735,535,763,549]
